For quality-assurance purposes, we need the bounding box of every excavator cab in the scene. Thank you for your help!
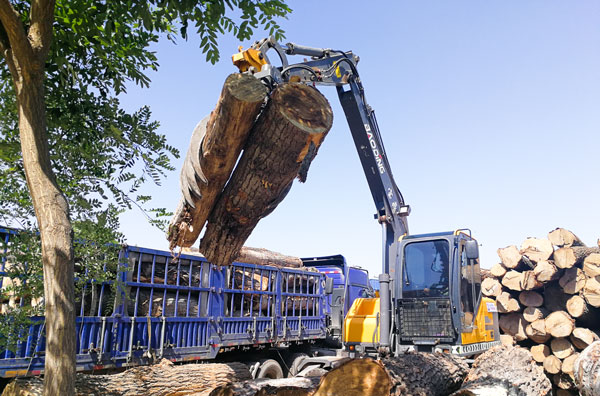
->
[345,230,500,356]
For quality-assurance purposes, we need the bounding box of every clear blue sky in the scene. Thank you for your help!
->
[118,1,600,275]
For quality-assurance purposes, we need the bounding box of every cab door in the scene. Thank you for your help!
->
[457,239,482,332]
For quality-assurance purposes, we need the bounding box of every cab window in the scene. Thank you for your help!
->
[402,240,450,298]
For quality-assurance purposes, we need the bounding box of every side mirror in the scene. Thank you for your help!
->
[325,277,334,294]
[465,240,479,260]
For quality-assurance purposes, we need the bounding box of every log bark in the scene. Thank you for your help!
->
[584,253,600,278]
[526,318,551,343]
[168,73,268,249]
[520,237,554,263]
[499,312,528,341]
[554,246,600,269]
[545,311,575,338]
[497,245,522,269]
[533,260,561,283]
[489,263,507,278]
[3,359,252,396]
[559,268,586,294]
[455,345,551,396]
[548,228,585,248]
[200,83,333,267]
[496,291,520,313]
[531,344,551,363]
[501,270,524,291]
[209,377,320,396]
[519,290,543,307]
[236,247,303,268]
[481,278,502,297]
[551,337,575,359]
[571,327,599,350]
[574,341,600,396]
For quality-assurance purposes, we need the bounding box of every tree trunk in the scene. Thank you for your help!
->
[548,228,585,248]
[501,270,523,291]
[584,253,600,277]
[554,246,600,269]
[520,238,554,263]
[16,67,75,396]
[533,260,561,283]
[200,83,333,267]
[545,311,575,338]
[209,377,320,396]
[519,290,543,307]
[236,247,303,268]
[497,245,522,269]
[551,337,575,359]
[3,359,251,395]
[573,341,600,396]
[455,345,552,396]
[168,74,268,249]
[559,268,586,294]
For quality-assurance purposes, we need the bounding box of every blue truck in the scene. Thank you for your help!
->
[0,229,373,380]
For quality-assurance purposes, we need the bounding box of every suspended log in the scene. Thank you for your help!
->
[523,306,546,322]
[236,247,303,268]
[533,260,561,283]
[168,73,268,249]
[519,290,543,307]
[3,359,251,396]
[526,318,551,343]
[548,228,585,248]
[531,344,551,363]
[501,270,524,291]
[455,345,551,396]
[544,355,562,374]
[570,327,599,350]
[496,291,520,313]
[497,245,522,269]
[545,311,575,338]
[200,83,333,267]
[481,277,502,297]
[520,237,554,263]
[489,263,507,278]
[499,313,528,341]
[584,253,600,278]
[573,341,600,396]
[559,268,586,294]
[551,337,575,359]
[555,246,600,269]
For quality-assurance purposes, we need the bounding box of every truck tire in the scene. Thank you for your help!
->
[256,359,284,379]
[286,352,309,377]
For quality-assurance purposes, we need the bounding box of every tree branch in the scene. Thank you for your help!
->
[29,0,55,59]
[0,0,33,66]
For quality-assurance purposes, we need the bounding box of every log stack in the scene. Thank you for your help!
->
[488,228,600,395]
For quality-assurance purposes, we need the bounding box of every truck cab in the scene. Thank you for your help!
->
[302,255,373,346]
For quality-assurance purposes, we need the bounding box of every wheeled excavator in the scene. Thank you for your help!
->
[232,37,500,357]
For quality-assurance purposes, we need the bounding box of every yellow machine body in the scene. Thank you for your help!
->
[460,296,498,345]
[343,297,380,345]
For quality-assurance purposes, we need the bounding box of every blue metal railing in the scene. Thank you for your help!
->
[0,240,327,377]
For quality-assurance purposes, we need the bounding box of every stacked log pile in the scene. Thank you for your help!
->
[485,227,600,395]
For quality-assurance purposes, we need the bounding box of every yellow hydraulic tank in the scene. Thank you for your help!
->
[344,297,380,344]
